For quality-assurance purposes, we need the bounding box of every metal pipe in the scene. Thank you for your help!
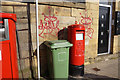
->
[108,3,113,54]
[36,0,40,79]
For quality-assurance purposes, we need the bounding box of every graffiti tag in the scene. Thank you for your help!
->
[38,7,60,38]
[79,10,94,39]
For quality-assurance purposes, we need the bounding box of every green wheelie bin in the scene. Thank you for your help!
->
[44,40,72,79]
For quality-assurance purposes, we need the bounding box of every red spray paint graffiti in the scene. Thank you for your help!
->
[79,10,94,39]
[38,7,60,38]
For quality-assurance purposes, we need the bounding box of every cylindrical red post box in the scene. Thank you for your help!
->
[68,23,85,76]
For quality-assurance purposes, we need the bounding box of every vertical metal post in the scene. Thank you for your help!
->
[36,0,40,79]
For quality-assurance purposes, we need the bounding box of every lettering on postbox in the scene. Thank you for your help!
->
[76,31,84,56]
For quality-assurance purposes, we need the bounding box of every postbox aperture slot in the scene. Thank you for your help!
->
[0,18,9,41]
[76,30,84,40]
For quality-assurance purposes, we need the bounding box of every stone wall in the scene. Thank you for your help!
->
[30,3,86,77]
[29,1,100,77]
[85,2,99,59]
[1,1,100,78]
[116,0,120,11]
[1,1,86,78]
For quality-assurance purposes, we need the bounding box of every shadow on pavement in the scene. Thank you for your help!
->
[69,73,119,80]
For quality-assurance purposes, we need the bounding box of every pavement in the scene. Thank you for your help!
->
[69,58,120,80]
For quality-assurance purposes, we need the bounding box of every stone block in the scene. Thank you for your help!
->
[59,23,69,29]
[30,14,44,24]
[17,31,29,43]
[118,35,120,46]
[19,58,32,78]
[38,5,54,15]
[31,33,36,42]
[63,2,75,7]
[31,41,48,52]
[1,2,27,5]
[86,1,99,5]
[54,6,71,16]
[1,6,13,13]
[19,42,29,51]
[85,26,98,39]
[72,8,85,17]
[56,16,75,24]
[87,10,99,19]
[92,30,98,39]
[75,2,86,9]
[31,33,45,44]
[47,35,58,41]
[75,17,83,23]
[49,2,64,6]
[86,2,90,10]
[85,41,98,58]
[30,4,35,14]
[89,39,98,46]
[17,19,28,24]
[85,50,97,59]
[30,14,36,24]
[92,18,99,25]
[90,3,99,10]
[19,58,30,70]
[14,6,27,18]
[113,36,119,53]
[16,23,28,30]
[32,42,37,50]
[31,23,36,34]
[63,2,85,9]
[49,0,63,2]
[116,1,120,11]
[20,50,30,59]
[86,3,99,10]
[114,36,118,46]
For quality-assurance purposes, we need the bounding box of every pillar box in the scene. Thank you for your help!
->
[68,22,85,76]
[0,13,19,79]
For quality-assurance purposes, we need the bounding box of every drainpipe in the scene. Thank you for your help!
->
[36,0,40,79]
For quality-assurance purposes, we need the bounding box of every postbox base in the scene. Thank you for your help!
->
[69,64,84,76]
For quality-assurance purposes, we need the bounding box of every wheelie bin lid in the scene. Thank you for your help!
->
[44,40,73,49]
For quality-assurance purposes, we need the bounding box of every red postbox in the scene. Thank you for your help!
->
[68,22,85,76]
[0,13,19,79]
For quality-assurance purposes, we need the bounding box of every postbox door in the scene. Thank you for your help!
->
[0,43,12,78]
[76,31,85,56]
[0,19,12,78]
[0,47,1,79]
[74,30,85,65]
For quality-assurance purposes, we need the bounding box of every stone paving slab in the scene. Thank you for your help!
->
[69,58,120,80]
